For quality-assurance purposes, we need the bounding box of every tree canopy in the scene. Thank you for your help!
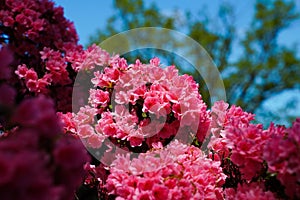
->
[89,0,300,126]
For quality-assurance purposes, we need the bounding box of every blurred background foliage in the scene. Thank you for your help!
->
[88,0,300,127]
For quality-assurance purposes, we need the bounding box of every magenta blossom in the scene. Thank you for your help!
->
[264,118,300,199]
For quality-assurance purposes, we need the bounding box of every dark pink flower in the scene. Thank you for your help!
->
[264,118,300,199]
[224,183,276,200]
[0,47,13,80]
[0,84,16,106]
[1,0,83,112]
[152,184,169,199]
[13,96,62,137]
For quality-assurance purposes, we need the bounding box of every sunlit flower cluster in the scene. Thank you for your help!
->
[1,1,300,199]
[58,46,300,199]
[105,140,226,200]
[62,46,210,152]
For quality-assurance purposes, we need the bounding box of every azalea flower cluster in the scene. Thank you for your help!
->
[1,1,300,199]
[205,100,300,199]
[61,45,210,152]
[0,0,83,112]
[60,45,300,199]
[208,101,274,181]
[0,57,90,200]
[224,183,276,200]
[264,118,300,199]
[0,1,89,199]
[105,140,226,200]
[93,99,299,200]
[0,93,89,200]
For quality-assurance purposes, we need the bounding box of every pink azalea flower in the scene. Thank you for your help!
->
[68,48,210,152]
[105,140,226,199]
[89,89,110,108]
[264,118,300,199]
[224,183,276,200]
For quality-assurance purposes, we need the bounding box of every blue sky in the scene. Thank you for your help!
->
[53,0,300,48]
[52,0,300,125]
